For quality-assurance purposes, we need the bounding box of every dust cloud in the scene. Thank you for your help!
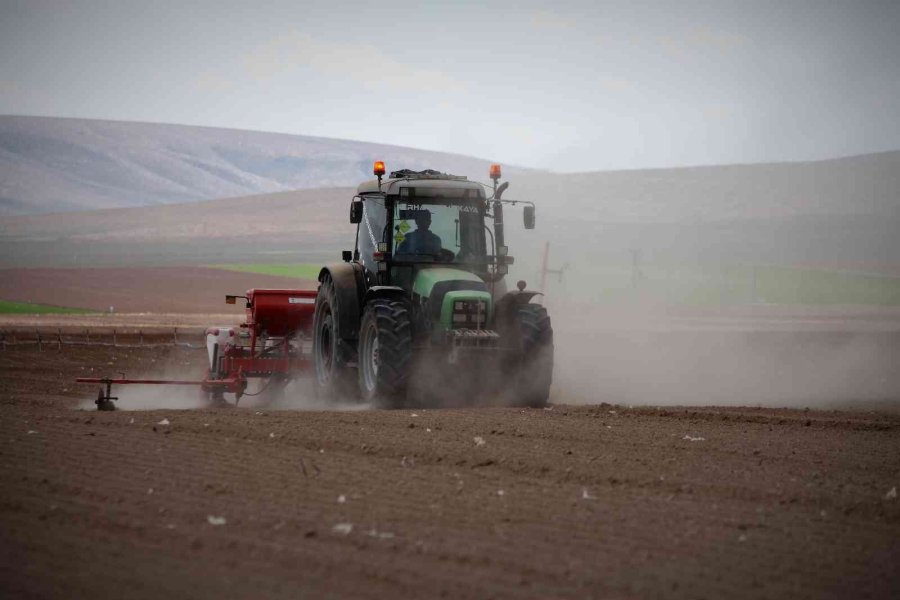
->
[492,147,900,411]
[76,361,372,412]
[76,357,209,411]
[541,280,900,411]
[262,378,371,412]
[73,316,898,412]
[77,385,208,411]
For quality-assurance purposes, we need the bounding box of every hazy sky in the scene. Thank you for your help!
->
[1,0,899,172]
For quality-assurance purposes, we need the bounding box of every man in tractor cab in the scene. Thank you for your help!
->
[396,210,443,257]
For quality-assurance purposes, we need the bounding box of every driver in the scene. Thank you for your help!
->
[396,210,442,256]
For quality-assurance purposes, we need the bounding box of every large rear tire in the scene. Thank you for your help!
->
[358,298,412,408]
[312,275,357,401]
[510,303,553,408]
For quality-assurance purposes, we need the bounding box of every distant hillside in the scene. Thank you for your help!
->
[0,187,357,268]
[500,151,898,275]
[514,150,900,223]
[14,147,898,245]
[0,116,512,215]
[3,115,898,225]
[1,116,898,273]
[0,187,352,242]
[2,157,899,274]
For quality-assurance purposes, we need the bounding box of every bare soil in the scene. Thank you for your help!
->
[1,341,899,599]
[0,267,315,313]
[0,312,242,332]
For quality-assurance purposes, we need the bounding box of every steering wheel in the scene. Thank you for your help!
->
[437,249,456,262]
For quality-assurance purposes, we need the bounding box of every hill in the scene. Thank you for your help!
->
[0,187,356,268]
[1,116,898,274]
[503,151,900,274]
[3,115,898,225]
[0,115,512,215]
[513,150,900,223]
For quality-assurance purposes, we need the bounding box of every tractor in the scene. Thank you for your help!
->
[312,162,553,408]
[76,162,550,411]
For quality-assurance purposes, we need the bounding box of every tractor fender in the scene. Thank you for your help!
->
[494,290,544,325]
[318,263,366,342]
[496,289,542,309]
[363,286,407,306]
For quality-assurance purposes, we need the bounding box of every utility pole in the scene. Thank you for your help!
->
[631,248,644,289]
[539,242,549,293]
[539,241,567,294]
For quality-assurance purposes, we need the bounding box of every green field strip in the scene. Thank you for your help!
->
[210,262,900,306]
[576,264,900,307]
[754,265,900,306]
[0,300,96,314]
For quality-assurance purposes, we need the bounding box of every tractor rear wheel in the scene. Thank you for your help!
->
[358,298,412,408]
[312,275,357,401]
[510,303,553,408]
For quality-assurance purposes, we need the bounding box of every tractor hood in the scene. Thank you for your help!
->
[412,267,485,298]
[412,268,492,331]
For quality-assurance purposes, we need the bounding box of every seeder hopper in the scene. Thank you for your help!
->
[77,288,317,410]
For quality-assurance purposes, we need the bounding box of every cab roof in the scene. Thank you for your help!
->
[357,169,486,198]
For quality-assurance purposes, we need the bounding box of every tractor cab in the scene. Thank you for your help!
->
[353,170,497,288]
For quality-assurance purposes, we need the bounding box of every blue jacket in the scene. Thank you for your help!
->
[397,229,442,256]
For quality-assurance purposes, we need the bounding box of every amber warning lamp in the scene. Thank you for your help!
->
[489,163,502,181]
[374,160,386,187]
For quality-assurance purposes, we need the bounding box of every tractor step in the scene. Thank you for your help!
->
[446,329,500,364]
[447,328,500,345]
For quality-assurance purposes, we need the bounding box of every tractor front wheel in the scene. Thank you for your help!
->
[358,298,412,408]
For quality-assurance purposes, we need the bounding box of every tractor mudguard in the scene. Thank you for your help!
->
[494,290,543,324]
[364,285,407,305]
[318,263,366,342]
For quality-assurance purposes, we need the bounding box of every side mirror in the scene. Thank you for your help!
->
[523,205,535,230]
[350,199,363,224]
[342,250,352,262]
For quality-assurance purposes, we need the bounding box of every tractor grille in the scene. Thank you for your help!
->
[451,299,488,329]
[446,329,499,363]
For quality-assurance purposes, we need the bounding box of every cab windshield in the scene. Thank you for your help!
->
[392,200,488,264]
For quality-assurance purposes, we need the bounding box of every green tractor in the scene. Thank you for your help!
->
[312,162,552,408]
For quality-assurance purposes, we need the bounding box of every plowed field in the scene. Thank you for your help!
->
[1,340,899,599]
[0,267,315,313]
